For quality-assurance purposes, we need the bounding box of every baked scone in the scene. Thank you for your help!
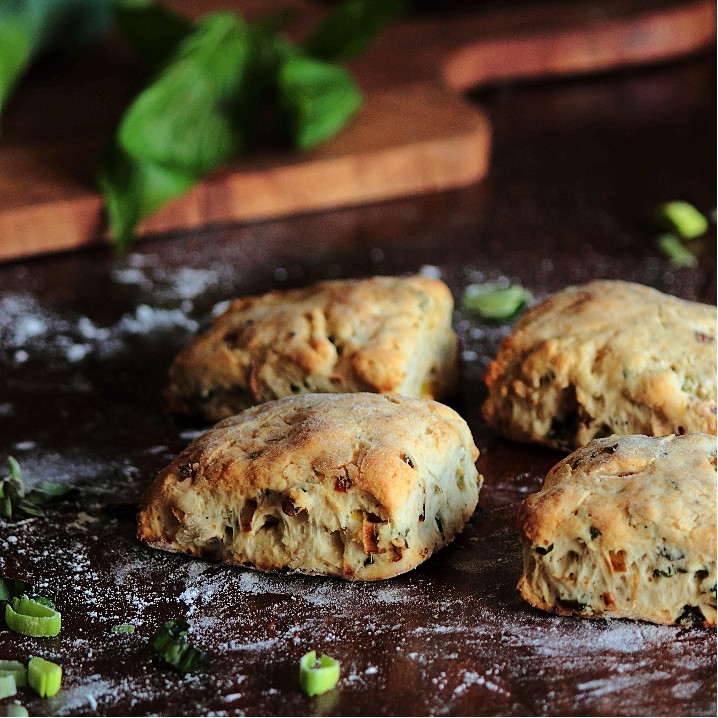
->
[483,280,717,450]
[138,393,481,580]
[517,433,717,626]
[166,275,459,420]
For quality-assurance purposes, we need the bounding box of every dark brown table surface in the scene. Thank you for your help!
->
[0,49,716,716]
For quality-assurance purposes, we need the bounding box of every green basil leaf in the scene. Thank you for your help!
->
[99,141,195,252]
[113,0,194,68]
[277,51,362,150]
[0,21,33,117]
[0,0,113,121]
[304,0,405,62]
[117,12,253,175]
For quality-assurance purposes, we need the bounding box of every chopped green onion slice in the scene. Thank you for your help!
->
[5,596,61,637]
[6,458,21,483]
[654,201,708,239]
[657,234,697,268]
[0,674,16,700]
[28,657,62,698]
[111,624,136,634]
[299,650,340,696]
[462,282,532,320]
[151,620,206,673]
[4,701,29,717]
[30,595,56,610]
[0,661,27,688]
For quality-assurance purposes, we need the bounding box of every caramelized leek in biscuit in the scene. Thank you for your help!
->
[138,393,481,580]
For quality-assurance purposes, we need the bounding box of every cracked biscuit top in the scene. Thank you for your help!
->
[165,275,458,420]
[138,393,481,580]
[517,433,716,626]
[482,280,717,450]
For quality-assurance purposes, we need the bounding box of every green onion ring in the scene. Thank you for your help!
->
[28,657,62,698]
[0,660,27,687]
[5,595,61,637]
[0,673,17,700]
[299,650,340,696]
[5,702,29,717]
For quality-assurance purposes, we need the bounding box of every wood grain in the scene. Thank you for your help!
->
[0,0,714,261]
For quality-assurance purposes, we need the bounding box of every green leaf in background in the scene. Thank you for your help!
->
[99,142,195,252]
[0,0,113,121]
[277,51,363,150]
[304,0,405,61]
[113,0,194,68]
[101,0,402,248]
[101,11,281,248]
[118,12,254,175]
[0,21,34,117]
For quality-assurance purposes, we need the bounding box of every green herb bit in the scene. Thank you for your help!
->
[0,661,27,688]
[653,201,708,240]
[0,458,24,519]
[111,624,136,634]
[657,234,697,269]
[5,596,61,638]
[0,578,32,603]
[462,282,532,320]
[299,651,340,696]
[304,0,406,62]
[151,620,206,673]
[27,657,62,698]
[1,457,76,519]
[277,50,363,150]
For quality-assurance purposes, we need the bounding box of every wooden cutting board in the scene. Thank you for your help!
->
[0,0,713,261]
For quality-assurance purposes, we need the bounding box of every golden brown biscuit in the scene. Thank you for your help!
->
[483,280,717,450]
[138,393,481,580]
[517,433,716,626]
[166,275,458,420]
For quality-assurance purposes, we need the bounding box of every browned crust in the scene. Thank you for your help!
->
[165,275,459,420]
[516,433,717,627]
[483,280,717,449]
